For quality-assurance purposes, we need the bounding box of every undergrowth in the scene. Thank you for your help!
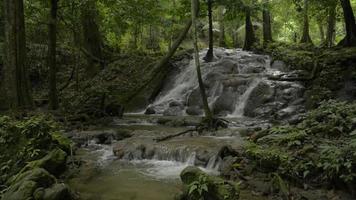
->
[0,114,71,186]
[245,100,356,190]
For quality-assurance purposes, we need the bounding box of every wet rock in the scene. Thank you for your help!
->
[163,106,183,116]
[145,106,156,115]
[169,101,184,108]
[271,60,288,72]
[244,82,275,117]
[187,89,203,108]
[213,87,237,115]
[218,145,240,158]
[180,166,240,200]
[213,58,238,74]
[186,106,203,116]
[219,156,239,178]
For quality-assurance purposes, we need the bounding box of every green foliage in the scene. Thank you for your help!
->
[188,174,209,200]
[245,100,356,187]
[0,115,69,185]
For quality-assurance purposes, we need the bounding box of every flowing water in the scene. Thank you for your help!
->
[69,49,306,199]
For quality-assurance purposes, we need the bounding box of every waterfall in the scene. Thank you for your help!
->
[145,47,305,120]
[231,79,261,117]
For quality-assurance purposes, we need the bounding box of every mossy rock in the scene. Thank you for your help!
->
[180,166,240,200]
[3,168,55,200]
[21,148,67,177]
[51,132,73,153]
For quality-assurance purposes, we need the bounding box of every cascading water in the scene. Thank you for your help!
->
[146,48,305,119]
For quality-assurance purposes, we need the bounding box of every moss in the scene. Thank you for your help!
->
[3,168,56,200]
[51,132,72,153]
[21,148,67,177]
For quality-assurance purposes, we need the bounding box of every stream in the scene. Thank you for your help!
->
[68,48,306,200]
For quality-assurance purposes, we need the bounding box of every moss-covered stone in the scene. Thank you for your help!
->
[21,148,67,177]
[3,168,55,200]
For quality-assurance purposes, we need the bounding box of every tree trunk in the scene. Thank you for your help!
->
[204,0,214,62]
[191,0,213,120]
[243,8,256,50]
[326,5,336,47]
[300,0,313,44]
[81,1,104,78]
[262,0,273,45]
[318,21,325,43]
[1,0,32,109]
[126,14,196,103]
[48,0,59,110]
[339,0,356,46]
[218,6,226,47]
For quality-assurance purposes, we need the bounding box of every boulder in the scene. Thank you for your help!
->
[213,87,237,115]
[3,168,55,200]
[244,82,275,117]
[21,148,67,177]
[271,60,288,72]
[186,106,203,116]
[34,184,73,200]
[145,106,156,115]
[179,166,239,200]
[169,101,184,108]
[212,58,238,74]
[163,106,183,116]
[187,89,203,108]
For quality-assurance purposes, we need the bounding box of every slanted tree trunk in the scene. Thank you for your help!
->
[126,10,197,103]
[262,0,273,45]
[300,0,313,44]
[48,0,59,110]
[326,5,336,47]
[191,0,213,121]
[1,0,33,109]
[243,8,256,50]
[204,0,214,62]
[81,1,104,78]
[339,0,356,46]
[218,6,226,47]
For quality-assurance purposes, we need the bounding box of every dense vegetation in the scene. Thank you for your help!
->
[0,0,356,199]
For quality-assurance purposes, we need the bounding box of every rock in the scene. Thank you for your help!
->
[213,87,237,115]
[219,156,239,178]
[186,106,203,116]
[247,179,271,195]
[218,145,239,158]
[163,106,183,116]
[22,148,67,177]
[3,168,55,200]
[212,58,238,74]
[187,89,203,108]
[145,106,156,115]
[105,103,124,118]
[271,60,288,72]
[42,183,73,200]
[169,101,184,108]
[180,166,240,200]
[244,82,275,117]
